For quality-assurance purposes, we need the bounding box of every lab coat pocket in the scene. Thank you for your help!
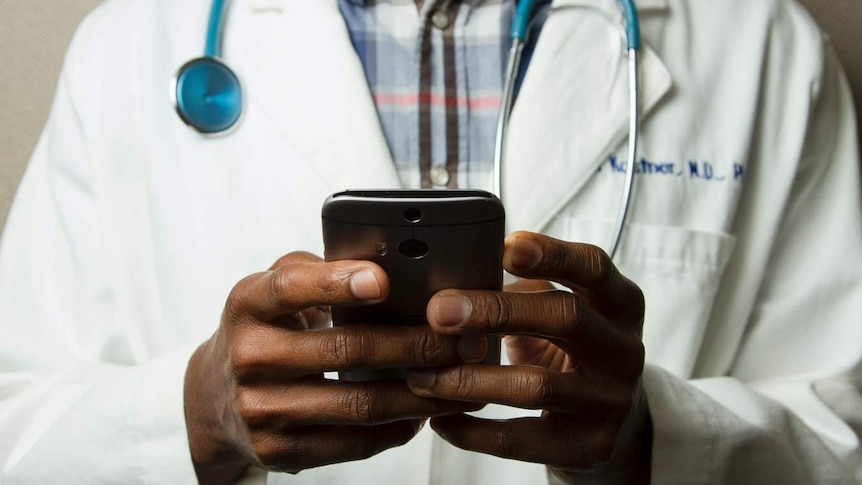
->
[565,220,737,378]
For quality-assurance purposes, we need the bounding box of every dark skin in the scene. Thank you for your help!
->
[184,231,651,484]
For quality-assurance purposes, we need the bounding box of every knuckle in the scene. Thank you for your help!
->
[391,420,420,447]
[317,268,348,302]
[567,294,585,332]
[346,435,377,462]
[351,421,416,461]
[230,335,263,384]
[475,293,509,331]
[254,434,301,473]
[494,429,522,459]
[327,327,370,369]
[615,279,647,323]
[551,241,578,274]
[490,293,510,330]
[411,330,436,366]
[597,384,636,425]
[625,341,646,380]
[586,427,619,465]
[583,244,614,285]
[345,431,384,462]
[520,368,553,409]
[612,336,645,383]
[224,291,245,322]
[254,441,280,469]
[630,286,646,318]
[268,268,296,310]
[447,366,478,398]
[324,330,348,366]
[609,390,636,418]
[225,276,259,321]
[270,254,295,270]
[270,251,322,270]
[342,388,378,423]
[236,389,267,427]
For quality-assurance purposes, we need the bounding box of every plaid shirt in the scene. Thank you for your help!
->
[338,0,517,190]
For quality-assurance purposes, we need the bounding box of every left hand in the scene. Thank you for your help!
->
[405,231,651,484]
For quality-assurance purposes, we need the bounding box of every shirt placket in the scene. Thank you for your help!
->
[418,0,465,188]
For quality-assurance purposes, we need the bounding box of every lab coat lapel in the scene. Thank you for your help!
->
[504,0,672,233]
[238,0,401,191]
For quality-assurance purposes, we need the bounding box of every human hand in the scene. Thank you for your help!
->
[184,252,487,484]
[405,232,651,484]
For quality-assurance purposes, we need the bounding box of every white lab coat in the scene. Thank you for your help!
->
[1,0,861,482]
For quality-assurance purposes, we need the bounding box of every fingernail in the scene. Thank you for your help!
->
[407,369,437,388]
[349,269,381,300]
[458,335,487,361]
[510,237,542,270]
[434,295,472,327]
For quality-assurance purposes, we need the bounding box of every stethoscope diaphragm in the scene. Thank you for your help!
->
[172,56,242,134]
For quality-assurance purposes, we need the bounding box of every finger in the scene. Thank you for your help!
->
[430,414,616,470]
[428,288,600,341]
[231,325,489,382]
[251,419,423,474]
[227,260,390,323]
[268,251,323,270]
[502,232,644,318]
[406,364,632,416]
[428,289,645,370]
[504,278,555,293]
[265,251,334,329]
[239,380,483,429]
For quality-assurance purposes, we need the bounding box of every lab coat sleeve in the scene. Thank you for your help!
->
[0,14,199,484]
[643,25,862,485]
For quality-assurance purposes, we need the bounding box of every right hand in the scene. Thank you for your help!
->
[184,252,487,484]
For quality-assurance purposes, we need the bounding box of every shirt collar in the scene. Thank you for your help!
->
[551,0,668,12]
[244,0,668,13]
[628,0,668,11]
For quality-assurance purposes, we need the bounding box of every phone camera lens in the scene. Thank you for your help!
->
[398,239,429,259]
[403,208,422,223]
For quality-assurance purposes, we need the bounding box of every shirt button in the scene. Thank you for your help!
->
[431,10,451,30]
[430,165,451,186]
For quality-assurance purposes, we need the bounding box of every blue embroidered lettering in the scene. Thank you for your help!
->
[605,157,740,184]
[688,161,700,178]
[609,156,626,173]
[702,162,714,180]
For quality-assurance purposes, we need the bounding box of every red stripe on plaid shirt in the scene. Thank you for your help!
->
[372,93,502,109]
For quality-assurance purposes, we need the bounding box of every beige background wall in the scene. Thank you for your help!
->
[802,0,862,140]
[0,0,860,236]
[0,0,103,234]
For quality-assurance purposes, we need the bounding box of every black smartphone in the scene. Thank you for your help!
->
[322,189,505,382]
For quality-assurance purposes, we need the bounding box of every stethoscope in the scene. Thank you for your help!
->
[496,0,641,259]
[172,0,641,258]
[171,0,242,134]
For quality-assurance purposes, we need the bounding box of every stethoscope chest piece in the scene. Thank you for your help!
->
[172,56,243,134]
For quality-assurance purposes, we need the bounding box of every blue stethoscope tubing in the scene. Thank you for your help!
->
[171,0,243,134]
[495,0,641,259]
[173,0,641,258]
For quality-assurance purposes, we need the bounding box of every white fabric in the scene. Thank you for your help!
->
[1,0,861,483]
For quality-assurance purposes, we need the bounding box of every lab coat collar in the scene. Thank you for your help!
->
[235,0,672,232]
[243,0,284,13]
[635,0,669,11]
[233,0,401,191]
[502,2,672,232]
